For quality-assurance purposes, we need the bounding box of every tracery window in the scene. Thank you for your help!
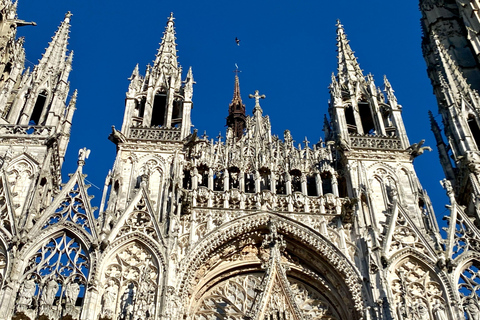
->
[458,260,480,319]
[390,259,448,320]
[16,233,89,320]
[100,242,160,320]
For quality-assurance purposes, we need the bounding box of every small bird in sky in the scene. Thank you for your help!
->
[235,37,240,46]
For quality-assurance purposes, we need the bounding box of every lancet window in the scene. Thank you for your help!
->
[307,175,317,196]
[229,167,240,189]
[245,172,255,193]
[321,172,333,195]
[30,90,48,125]
[276,173,286,195]
[100,242,160,320]
[213,171,224,191]
[259,167,271,191]
[151,90,166,127]
[345,105,357,134]
[467,114,480,150]
[16,233,89,320]
[183,169,192,189]
[197,165,209,188]
[290,169,302,193]
[171,99,183,127]
[358,101,375,135]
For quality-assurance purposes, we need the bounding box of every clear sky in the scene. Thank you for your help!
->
[15,1,449,224]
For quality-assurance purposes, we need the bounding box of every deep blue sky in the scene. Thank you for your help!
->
[15,1,449,222]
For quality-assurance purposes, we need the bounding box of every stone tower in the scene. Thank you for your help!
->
[420,0,480,317]
[0,1,475,320]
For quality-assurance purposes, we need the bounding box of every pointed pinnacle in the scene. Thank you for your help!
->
[40,11,72,71]
[336,20,364,86]
[153,13,178,72]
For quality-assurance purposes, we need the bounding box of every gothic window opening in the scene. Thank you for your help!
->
[30,90,48,125]
[358,101,375,134]
[276,173,286,195]
[321,172,333,195]
[229,167,240,189]
[345,105,357,133]
[337,176,348,197]
[467,114,480,149]
[305,175,316,196]
[171,99,183,127]
[214,171,224,191]
[245,172,255,193]
[259,167,271,191]
[183,170,192,189]
[197,165,209,188]
[290,170,302,193]
[382,107,396,136]
[134,97,146,124]
[151,92,166,127]
[16,233,89,319]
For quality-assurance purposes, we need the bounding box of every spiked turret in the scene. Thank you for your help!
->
[226,72,246,139]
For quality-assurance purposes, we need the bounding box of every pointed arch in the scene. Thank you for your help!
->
[14,228,91,319]
[176,212,364,320]
[388,252,458,320]
[94,234,166,320]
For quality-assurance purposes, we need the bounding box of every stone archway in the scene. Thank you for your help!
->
[177,213,363,320]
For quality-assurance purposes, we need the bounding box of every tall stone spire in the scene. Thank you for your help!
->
[153,12,178,75]
[336,20,364,87]
[226,72,246,139]
[38,11,72,75]
[429,110,455,181]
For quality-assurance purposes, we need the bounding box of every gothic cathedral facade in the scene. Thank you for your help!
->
[0,0,479,319]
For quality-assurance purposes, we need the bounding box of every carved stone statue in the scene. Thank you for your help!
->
[414,300,430,320]
[17,277,36,307]
[102,280,118,317]
[40,279,58,306]
[432,301,447,320]
[466,298,480,320]
[65,281,80,305]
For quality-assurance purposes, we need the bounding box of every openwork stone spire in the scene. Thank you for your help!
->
[336,20,364,87]
[153,12,178,74]
[226,72,246,139]
[39,11,72,73]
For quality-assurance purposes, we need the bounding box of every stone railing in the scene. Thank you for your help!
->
[185,187,348,215]
[129,126,182,141]
[0,124,55,137]
[349,134,402,150]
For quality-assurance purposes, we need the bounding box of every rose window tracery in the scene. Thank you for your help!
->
[16,233,89,320]
[101,242,160,320]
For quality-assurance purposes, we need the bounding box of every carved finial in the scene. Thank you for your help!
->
[78,148,91,166]
[249,90,266,114]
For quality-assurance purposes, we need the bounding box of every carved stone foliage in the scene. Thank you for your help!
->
[16,233,89,320]
[44,182,93,234]
[101,242,160,320]
[390,259,447,320]
[193,273,339,320]
[390,214,428,256]
[458,260,480,319]
[117,210,158,242]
